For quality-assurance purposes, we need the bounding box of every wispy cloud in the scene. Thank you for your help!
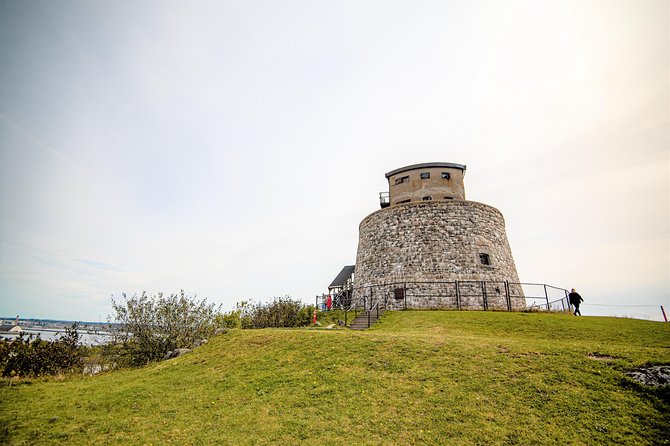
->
[0,113,77,169]
[75,258,123,272]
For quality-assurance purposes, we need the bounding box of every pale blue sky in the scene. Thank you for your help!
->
[1,0,668,321]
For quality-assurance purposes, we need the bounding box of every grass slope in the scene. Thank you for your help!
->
[1,311,669,445]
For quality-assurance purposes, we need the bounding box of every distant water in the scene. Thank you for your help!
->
[0,329,112,346]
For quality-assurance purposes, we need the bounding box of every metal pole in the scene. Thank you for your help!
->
[544,284,549,311]
[482,281,487,311]
[661,306,668,322]
[505,281,511,312]
[404,282,407,310]
[456,280,461,310]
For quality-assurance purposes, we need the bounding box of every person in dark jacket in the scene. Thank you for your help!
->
[568,288,583,316]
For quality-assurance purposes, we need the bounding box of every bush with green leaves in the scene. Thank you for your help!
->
[233,297,314,329]
[108,290,219,366]
[0,324,83,377]
[215,308,242,329]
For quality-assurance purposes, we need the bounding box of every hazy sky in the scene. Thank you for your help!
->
[1,0,668,321]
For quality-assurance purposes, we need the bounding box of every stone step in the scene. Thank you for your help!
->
[349,309,385,330]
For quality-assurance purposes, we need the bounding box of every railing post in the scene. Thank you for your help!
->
[505,281,511,312]
[404,282,407,310]
[455,280,461,310]
[482,281,488,311]
[561,291,565,311]
[544,284,549,311]
[368,308,371,328]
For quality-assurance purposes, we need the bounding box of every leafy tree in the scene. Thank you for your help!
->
[108,290,219,366]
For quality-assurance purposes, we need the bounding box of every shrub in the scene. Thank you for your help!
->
[216,309,242,329]
[235,297,314,329]
[0,324,83,377]
[108,290,219,366]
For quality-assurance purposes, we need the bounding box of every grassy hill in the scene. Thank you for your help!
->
[1,311,669,445]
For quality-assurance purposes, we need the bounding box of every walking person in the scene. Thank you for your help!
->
[568,288,584,316]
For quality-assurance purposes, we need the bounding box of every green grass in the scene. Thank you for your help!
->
[1,311,669,445]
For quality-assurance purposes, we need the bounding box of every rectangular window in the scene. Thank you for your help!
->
[479,253,491,265]
[441,172,451,180]
[394,175,410,185]
[420,172,430,179]
[444,196,454,200]
[397,199,411,204]
[394,288,405,300]
[422,196,432,201]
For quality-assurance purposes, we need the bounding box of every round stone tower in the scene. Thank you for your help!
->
[354,162,523,310]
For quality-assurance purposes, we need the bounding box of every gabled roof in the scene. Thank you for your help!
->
[329,265,355,288]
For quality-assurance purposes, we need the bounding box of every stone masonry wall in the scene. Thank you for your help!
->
[354,200,523,310]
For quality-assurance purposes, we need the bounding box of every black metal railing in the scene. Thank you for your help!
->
[317,280,572,315]
[379,192,390,208]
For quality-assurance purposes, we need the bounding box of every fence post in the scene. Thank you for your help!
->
[456,280,461,310]
[544,284,549,311]
[404,282,407,310]
[482,281,488,311]
[505,281,511,312]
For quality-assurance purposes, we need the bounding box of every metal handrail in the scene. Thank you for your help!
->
[316,280,573,319]
[343,294,369,326]
[367,301,381,328]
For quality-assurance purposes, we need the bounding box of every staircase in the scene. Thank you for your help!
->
[349,306,385,330]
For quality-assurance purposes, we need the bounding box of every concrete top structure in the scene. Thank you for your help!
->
[382,162,467,208]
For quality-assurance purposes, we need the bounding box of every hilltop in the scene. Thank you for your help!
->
[1,311,669,445]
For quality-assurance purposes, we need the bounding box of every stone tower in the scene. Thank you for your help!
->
[354,162,523,310]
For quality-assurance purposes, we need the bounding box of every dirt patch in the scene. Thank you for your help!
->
[625,365,670,387]
[587,353,615,361]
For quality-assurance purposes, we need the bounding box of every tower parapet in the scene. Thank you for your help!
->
[380,162,467,208]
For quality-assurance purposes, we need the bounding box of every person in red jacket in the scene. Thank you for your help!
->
[326,294,332,310]
[568,288,584,316]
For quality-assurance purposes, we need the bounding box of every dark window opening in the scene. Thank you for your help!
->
[397,199,411,204]
[394,175,410,185]
[422,196,432,201]
[444,196,454,200]
[441,172,451,180]
[394,288,405,300]
[479,253,491,266]
[420,172,430,179]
